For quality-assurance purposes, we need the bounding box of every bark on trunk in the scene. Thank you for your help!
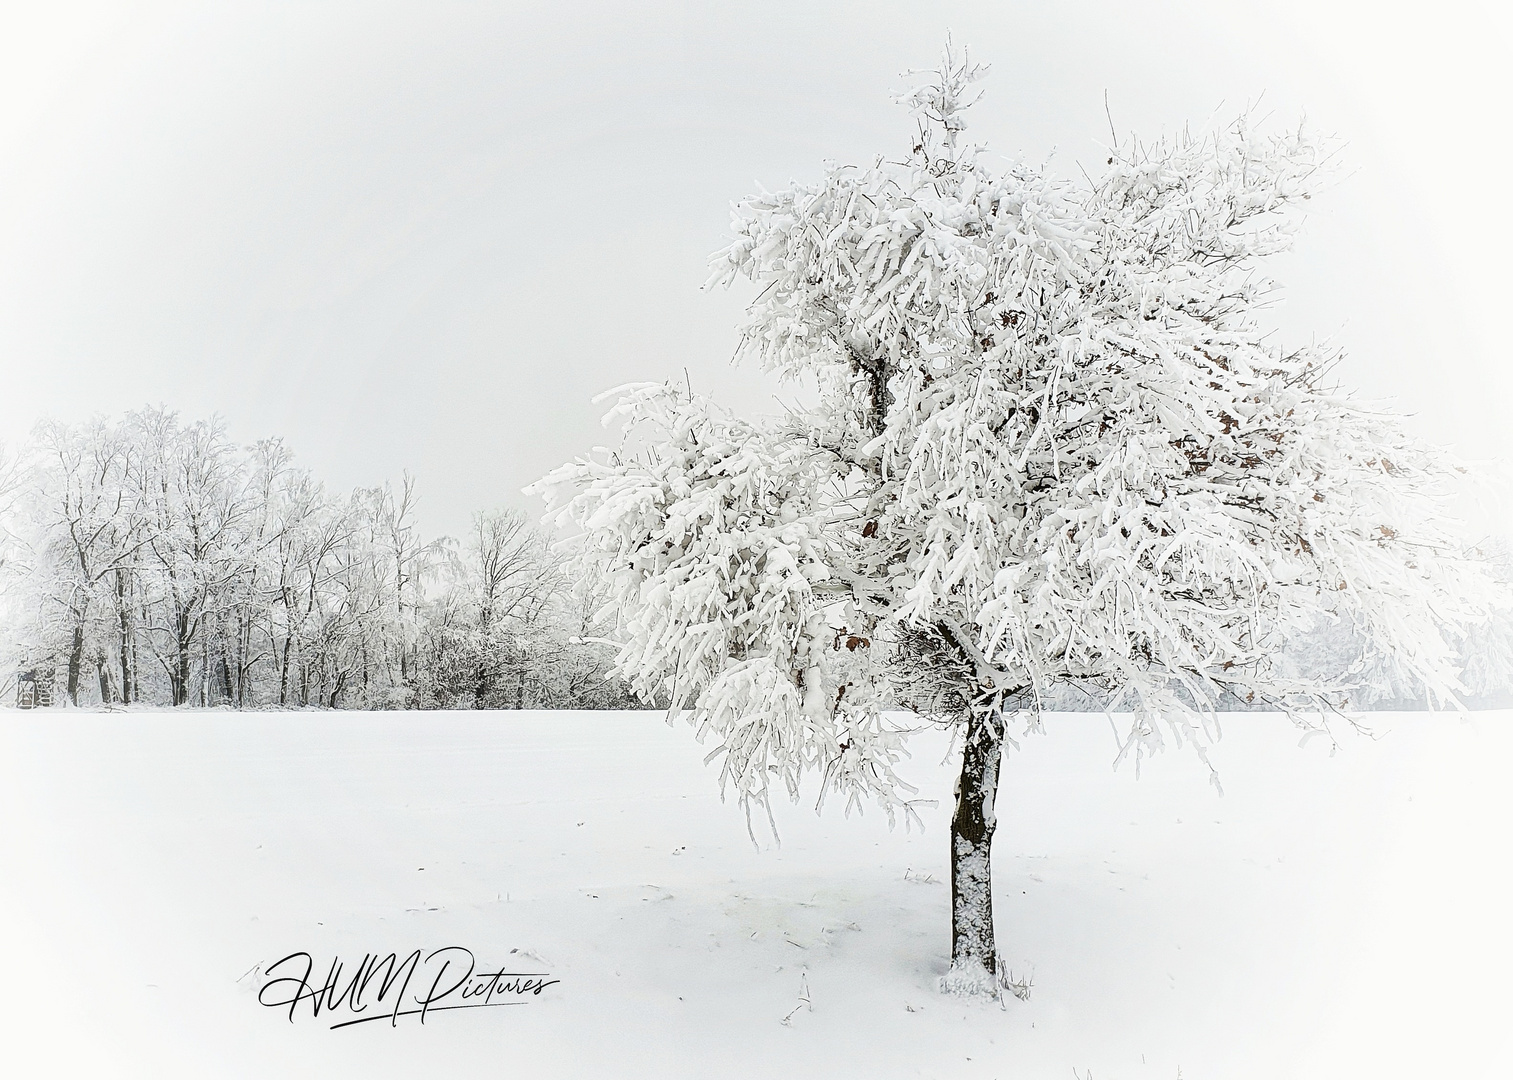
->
[943,708,1003,995]
[66,622,85,706]
[173,613,192,707]
[116,571,133,705]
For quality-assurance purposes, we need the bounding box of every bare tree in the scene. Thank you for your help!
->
[130,409,255,705]
[30,418,148,705]
[470,508,557,705]
[7,410,643,711]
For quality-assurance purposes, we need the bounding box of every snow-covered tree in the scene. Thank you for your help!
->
[4,409,629,711]
[531,41,1506,995]
[28,418,143,704]
[408,510,635,709]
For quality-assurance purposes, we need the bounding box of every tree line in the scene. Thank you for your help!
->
[0,407,636,710]
[1,406,1506,714]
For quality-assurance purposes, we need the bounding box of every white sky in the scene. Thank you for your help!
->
[1,0,1509,541]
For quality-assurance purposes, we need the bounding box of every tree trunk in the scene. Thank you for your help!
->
[129,595,142,703]
[116,571,133,705]
[943,707,1003,995]
[279,637,291,706]
[328,669,347,709]
[201,632,211,706]
[66,621,85,706]
[174,612,192,707]
[235,612,249,707]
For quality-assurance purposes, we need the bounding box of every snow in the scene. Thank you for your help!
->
[1,708,1508,1077]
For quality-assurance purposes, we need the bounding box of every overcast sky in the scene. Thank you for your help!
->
[1,1,1509,541]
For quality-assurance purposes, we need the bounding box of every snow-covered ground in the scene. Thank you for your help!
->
[1,709,1508,1078]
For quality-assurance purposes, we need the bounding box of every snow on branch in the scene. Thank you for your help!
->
[538,45,1509,813]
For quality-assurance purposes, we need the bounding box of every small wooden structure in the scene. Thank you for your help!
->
[16,667,55,709]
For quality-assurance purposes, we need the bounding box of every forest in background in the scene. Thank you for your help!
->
[0,408,1508,712]
[0,408,636,710]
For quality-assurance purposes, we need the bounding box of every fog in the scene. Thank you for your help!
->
[2,0,1508,539]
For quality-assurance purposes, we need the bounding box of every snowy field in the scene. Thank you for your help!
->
[1,709,1508,1078]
